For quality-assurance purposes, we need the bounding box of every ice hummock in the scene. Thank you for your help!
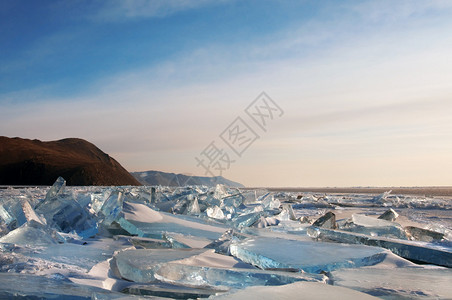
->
[0,179,451,298]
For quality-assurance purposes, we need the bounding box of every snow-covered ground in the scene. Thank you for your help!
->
[0,179,451,299]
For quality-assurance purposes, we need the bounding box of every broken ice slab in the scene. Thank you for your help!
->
[339,224,408,240]
[122,282,227,298]
[332,267,452,299]
[23,237,134,272]
[229,236,388,273]
[186,197,201,215]
[17,198,45,226]
[0,204,14,230]
[206,205,226,220]
[276,204,298,221]
[372,190,392,202]
[99,190,124,225]
[35,192,98,238]
[163,232,213,248]
[405,226,445,242]
[312,211,337,229]
[120,236,173,249]
[119,202,227,240]
[231,211,265,229]
[212,281,380,300]
[378,208,399,221]
[261,194,280,210]
[347,214,407,239]
[114,248,325,288]
[253,216,280,228]
[204,229,248,255]
[0,273,139,299]
[308,227,452,267]
[213,184,230,200]
[352,213,401,228]
[0,223,61,246]
[114,248,206,282]
[44,176,66,202]
[0,198,45,233]
[222,193,245,208]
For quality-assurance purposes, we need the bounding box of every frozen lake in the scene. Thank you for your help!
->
[0,179,451,299]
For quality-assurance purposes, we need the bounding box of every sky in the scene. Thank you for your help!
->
[1,0,452,187]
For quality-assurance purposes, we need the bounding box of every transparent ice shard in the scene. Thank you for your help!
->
[277,204,298,221]
[114,248,207,282]
[163,232,212,248]
[206,206,226,220]
[254,216,268,229]
[231,211,265,229]
[405,226,444,242]
[99,190,124,225]
[223,193,245,208]
[36,194,98,238]
[213,184,229,200]
[119,202,227,240]
[204,229,248,255]
[230,236,387,273]
[186,196,200,215]
[44,176,66,202]
[254,216,280,228]
[332,267,452,299]
[126,236,173,249]
[114,248,325,288]
[11,198,46,228]
[122,282,226,298]
[347,214,407,239]
[26,237,133,271]
[0,204,14,230]
[308,227,452,267]
[0,223,60,246]
[312,212,337,229]
[339,223,408,239]
[352,214,400,228]
[261,195,280,210]
[378,208,398,221]
[372,190,392,202]
[91,189,113,214]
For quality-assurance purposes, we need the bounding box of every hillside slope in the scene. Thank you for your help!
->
[0,136,141,186]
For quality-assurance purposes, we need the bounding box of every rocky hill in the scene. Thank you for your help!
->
[0,136,141,186]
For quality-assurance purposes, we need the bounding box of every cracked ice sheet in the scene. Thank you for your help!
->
[121,202,228,240]
[211,281,379,300]
[0,236,134,277]
[230,236,389,273]
[113,248,325,288]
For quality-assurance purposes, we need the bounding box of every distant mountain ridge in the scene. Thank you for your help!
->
[131,170,244,187]
[0,136,141,186]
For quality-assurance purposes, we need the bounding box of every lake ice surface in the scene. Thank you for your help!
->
[0,178,451,299]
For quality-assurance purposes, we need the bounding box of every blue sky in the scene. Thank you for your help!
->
[1,0,452,187]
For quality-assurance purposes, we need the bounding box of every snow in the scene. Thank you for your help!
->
[0,180,451,298]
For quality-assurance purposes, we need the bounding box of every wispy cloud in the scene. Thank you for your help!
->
[2,1,452,186]
[92,0,229,21]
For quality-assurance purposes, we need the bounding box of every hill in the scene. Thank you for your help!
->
[0,136,141,186]
[131,170,244,187]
